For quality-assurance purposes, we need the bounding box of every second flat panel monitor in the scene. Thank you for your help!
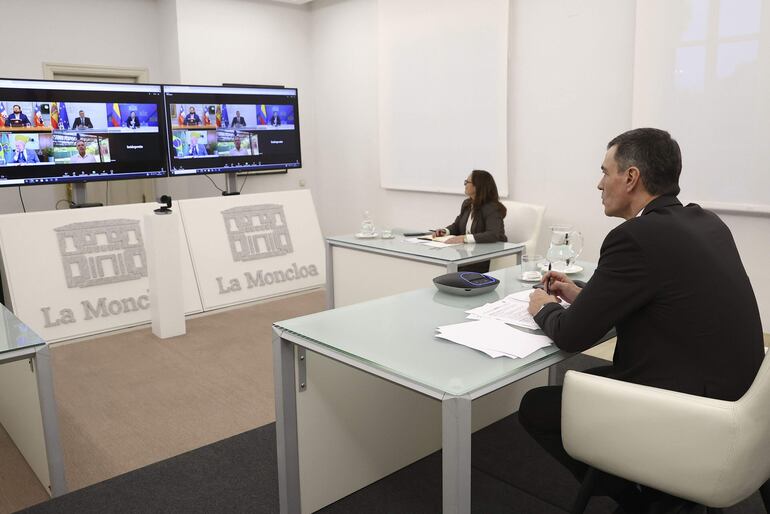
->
[164,84,301,176]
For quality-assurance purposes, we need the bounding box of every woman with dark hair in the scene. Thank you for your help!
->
[434,169,507,242]
[433,169,507,271]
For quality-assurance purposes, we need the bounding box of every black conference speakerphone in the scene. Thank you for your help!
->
[433,272,500,296]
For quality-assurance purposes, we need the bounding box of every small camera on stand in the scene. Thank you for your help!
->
[154,194,172,215]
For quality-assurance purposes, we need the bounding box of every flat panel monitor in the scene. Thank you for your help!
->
[163,84,301,176]
[0,78,168,187]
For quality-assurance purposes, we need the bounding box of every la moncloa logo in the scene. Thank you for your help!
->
[55,219,148,289]
[222,204,294,262]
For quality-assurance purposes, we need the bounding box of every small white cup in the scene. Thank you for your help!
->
[381,229,393,239]
[521,254,543,281]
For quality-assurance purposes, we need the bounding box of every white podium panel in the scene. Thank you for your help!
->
[145,212,186,339]
[178,190,325,310]
[0,204,202,343]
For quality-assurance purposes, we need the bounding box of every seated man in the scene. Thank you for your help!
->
[524,128,765,513]
[187,133,207,156]
[230,110,246,129]
[70,140,97,163]
[6,104,31,127]
[184,106,201,126]
[12,139,39,164]
[71,110,93,130]
[228,135,249,156]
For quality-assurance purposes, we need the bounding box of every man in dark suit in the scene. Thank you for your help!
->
[522,128,765,512]
[184,106,201,126]
[6,104,31,127]
[230,110,246,128]
[270,111,281,126]
[71,110,93,129]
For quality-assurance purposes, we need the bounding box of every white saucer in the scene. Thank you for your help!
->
[519,274,542,282]
[539,263,583,274]
[355,232,379,239]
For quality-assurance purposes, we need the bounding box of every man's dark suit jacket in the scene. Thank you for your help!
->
[7,113,30,126]
[230,116,246,127]
[72,117,93,129]
[446,200,507,243]
[535,195,764,401]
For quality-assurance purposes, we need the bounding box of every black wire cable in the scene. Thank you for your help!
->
[204,174,225,192]
[239,173,248,193]
[17,187,26,212]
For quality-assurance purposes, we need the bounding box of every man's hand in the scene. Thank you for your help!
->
[542,271,582,304]
[528,289,558,316]
[444,235,465,244]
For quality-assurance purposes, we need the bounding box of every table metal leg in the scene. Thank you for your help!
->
[442,394,472,514]
[273,330,301,514]
[325,242,335,309]
[34,345,67,496]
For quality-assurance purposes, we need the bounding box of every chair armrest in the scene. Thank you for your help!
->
[561,370,738,504]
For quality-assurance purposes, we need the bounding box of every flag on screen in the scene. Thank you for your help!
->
[202,108,210,126]
[215,105,222,127]
[0,102,6,127]
[177,105,184,126]
[172,134,183,156]
[221,104,229,128]
[257,104,267,125]
[0,133,10,164]
[33,104,44,127]
[59,102,70,129]
[108,103,122,127]
[50,102,59,129]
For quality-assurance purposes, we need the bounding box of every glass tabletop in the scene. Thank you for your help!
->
[0,302,46,356]
[327,231,523,263]
[275,262,596,397]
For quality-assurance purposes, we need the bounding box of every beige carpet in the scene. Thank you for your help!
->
[0,289,326,513]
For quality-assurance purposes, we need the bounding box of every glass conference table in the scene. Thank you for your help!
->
[325,232,525,308]
[273,263,596,513]
[0,303,65,496]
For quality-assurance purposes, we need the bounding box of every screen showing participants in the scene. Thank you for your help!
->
[168,103,295,130]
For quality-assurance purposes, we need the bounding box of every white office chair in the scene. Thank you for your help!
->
[561,349,770,512]
[489,200,546,271]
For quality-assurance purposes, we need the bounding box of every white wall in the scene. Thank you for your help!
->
[164,0,314,201]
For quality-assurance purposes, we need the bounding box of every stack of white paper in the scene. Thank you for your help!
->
[436,318,552,359]
[465,289,569,331]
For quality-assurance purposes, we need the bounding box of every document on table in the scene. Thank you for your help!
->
[465,289,541,330]
[436,318,552,359]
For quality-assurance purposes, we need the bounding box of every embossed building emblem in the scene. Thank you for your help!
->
[222,204,293,262]
[55,219,147,288]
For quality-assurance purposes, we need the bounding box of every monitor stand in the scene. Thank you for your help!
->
[69,182,103,209]
[222,172,240,196]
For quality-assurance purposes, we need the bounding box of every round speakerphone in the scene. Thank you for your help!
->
[433,272,500,296]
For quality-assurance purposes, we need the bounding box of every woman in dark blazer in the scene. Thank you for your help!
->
[434,169,507,272]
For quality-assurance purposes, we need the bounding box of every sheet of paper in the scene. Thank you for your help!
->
[466,299,539,330]
[436,319,552,359]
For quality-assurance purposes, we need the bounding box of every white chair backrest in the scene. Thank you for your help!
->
[720,350,770,505]
[500,200,545,254]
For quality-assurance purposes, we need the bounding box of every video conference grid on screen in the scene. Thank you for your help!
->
[163,84,302,176]
[0,79,168,187]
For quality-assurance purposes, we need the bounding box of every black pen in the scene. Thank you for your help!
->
[546,262,552,295]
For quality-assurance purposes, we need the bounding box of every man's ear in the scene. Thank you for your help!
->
[625,166,641,192]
